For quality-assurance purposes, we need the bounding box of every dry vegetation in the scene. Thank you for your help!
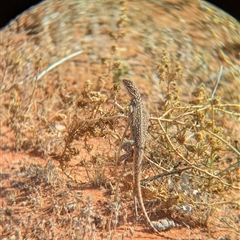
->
[0,0,239,239]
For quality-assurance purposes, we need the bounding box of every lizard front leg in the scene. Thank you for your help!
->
[119,140,134,162]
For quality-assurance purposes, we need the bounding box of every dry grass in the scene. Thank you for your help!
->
[0,0,239,239]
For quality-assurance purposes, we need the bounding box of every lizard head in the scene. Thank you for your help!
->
[122,79,140,99]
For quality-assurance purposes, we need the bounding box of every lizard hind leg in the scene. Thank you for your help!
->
[119,140,140,222]
[133,191,140,223]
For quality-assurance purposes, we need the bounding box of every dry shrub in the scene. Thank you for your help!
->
[0,0,239,239]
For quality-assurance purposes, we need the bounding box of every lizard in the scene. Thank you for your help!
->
[122,79,161,234]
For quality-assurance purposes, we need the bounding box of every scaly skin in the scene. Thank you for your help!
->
[122,79,160,234]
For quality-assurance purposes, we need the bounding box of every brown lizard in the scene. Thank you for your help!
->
[122,79,161,234]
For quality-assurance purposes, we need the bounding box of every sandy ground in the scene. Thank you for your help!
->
[0,0,239,239]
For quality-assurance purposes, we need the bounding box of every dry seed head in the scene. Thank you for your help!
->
[172,82,179,100]
[83,80,92,93]
[165,92,174,101]
[210,97,220,105]
[192,84,207,99]
[189,98,202,105]
[213,127,223,134]
[206,134,216,145]
[156,63,166,82]
[194,110,205,123]
[176,133,186,145]
[111,82,121,94]
[112,61,121,70]
[109,31,117,39]
[195,132,203,142]
[213,140,222,152]
[111,44,117,54]
[175,62,182,75]
[161,49,167,63]
[204,119,213,128]
[233,140,238,149]
[101,57,107,65]
[117,15,127,28]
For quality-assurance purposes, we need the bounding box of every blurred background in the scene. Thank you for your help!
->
[0,0,239,29]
